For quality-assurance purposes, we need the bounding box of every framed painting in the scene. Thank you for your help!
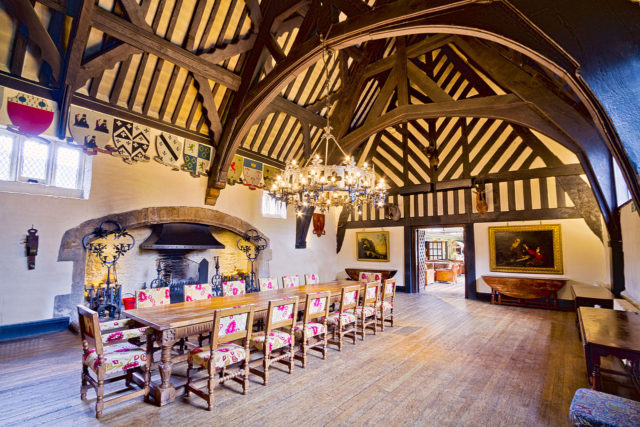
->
[356,231,389,262]
[489,225,563,274]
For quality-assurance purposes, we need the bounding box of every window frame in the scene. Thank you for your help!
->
[261,190,287,219]
[0,129,91,199]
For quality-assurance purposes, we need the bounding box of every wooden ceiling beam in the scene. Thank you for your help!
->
[406,61,452,102]
[91,6,241,90]
[193,74,223,144]
[363,35,453,79]
[4,0,62,83]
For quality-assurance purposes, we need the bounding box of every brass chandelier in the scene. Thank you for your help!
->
[268,38,388,214]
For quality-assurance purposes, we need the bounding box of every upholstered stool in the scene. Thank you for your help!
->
[569,388,640,426]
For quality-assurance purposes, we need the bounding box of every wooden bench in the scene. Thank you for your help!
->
[569,388,640,426]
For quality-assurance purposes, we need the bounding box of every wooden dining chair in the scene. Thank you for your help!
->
[290,291,331,367]
[184,283,213,301]
[326,284,360,350]
[304,273,320,285]
[259,277,278,291]
[376,278,397,331]
[346,281,380,341]
[358,272,382,283]
[222,280,246,296]
[186,305,256,411]
[282,275,300,288]
[78,305,151,419]
[135,287,170,308]
[249,297,299,385]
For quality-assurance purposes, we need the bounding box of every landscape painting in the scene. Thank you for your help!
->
[356,231,389,262]
[489,225,563,274]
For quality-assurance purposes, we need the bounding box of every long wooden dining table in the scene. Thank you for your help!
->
[124,280,355,406]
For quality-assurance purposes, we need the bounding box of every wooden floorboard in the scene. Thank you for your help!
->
[0,291,637,426]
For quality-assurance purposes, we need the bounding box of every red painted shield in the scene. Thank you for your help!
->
[7,93,54,136]
[312,213,325,237]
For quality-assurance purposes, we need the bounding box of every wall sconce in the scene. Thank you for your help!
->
[25,226,38,270]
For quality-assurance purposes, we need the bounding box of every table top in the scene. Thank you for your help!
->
[571,284,613,300]
[578,307,640,352]
[124,280,355,331]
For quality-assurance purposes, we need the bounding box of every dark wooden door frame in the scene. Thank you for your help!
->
[407,223,476,299]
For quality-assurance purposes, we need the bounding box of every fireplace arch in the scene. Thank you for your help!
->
[56,206,271,325]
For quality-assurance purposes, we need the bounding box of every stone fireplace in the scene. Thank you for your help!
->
[56,206,271,326]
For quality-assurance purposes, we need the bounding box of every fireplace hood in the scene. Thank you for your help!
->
[140,223,225,250]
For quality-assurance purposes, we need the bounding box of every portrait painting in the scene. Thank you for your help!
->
[489,225,563,274]
[356,231,389,262]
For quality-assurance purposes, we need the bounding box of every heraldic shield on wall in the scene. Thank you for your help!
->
[154,132,184,170]
[7,92,54,136]
[243,158,263,189]
[113,119,151,164]
[227,154,244,185]
[182,141,211,177]
[68,106,114,154]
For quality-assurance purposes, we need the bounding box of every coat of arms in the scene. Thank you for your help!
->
[312,213,326,237]
[263,164,280,189]
[154,132,184,170]
[242,158,263,190]
[182,141,211,177]
[7,92,54,135]
[113,119,151,164]
[68,107,114,154]
[227,154,244,185]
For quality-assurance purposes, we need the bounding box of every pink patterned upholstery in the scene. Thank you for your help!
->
[367,301,393,312]
[384,281,395,295]
[282,275,300,288]
[222,280,246,297]
[271,302,295,323]
[346,306,376,318]
[343,290,358,306]
[259,277,277,291]
[100,319,136,331]
[83,342,147,375]
[188,343,247,370]
[365,285,379,300]
[290,322,325,338]
[101,327,149,343]
[309,295,328,314]
[135,287,170,308]
[251,330,292,352]
[218,312,249,337]
[359,272,381,282]
[184,283,213,301]
[304,274,319,285]
[326,312,357,326]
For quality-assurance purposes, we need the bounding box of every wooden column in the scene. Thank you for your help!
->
[464,223,477,300]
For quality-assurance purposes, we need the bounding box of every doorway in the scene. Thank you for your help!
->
[414,226,466,298]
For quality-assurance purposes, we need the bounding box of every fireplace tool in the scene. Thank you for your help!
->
[236,229,267,293]
[82,220,135,319]
[210,256,223,296]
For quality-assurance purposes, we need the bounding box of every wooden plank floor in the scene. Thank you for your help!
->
[1,291,636,426]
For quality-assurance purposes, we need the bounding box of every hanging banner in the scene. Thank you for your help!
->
[263,164,280,189]
[7,93,54,135]
[113,119,151,164]
[68,107,115,153]
[182,141,211,177]
[312,213,326,237]
[154,132,184,170]
[242,158,263,190]
[227,154,244,185]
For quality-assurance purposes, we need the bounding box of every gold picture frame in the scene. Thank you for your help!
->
[356,231,390,262]
[489,225,563,274]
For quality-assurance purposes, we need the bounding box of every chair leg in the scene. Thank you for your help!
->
[80,366,89,400]
[207,376,215,411]
[322,333,328,360]
[373,314,377,335]
[360,316,366,341]
[289,348,295,374]
[379,311,385,332]
[242,359,249,395]
[263,356,270,386]
[301,341,308,368]
[186,362,193,397]
[96,377,104,419]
